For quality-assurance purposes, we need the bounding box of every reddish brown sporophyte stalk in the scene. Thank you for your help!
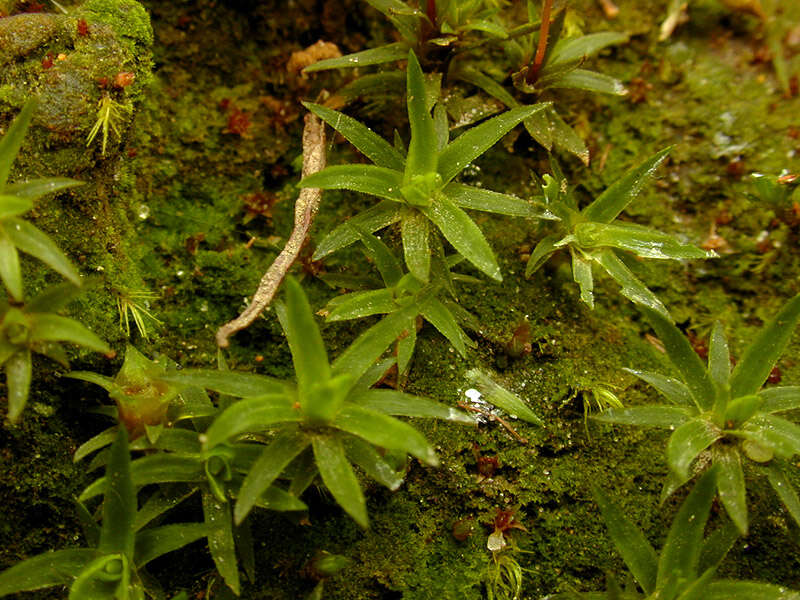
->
[527,0,554,85]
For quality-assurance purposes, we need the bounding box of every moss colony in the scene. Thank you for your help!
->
[0,0,799,598]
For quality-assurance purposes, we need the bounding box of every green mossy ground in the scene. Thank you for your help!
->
[1,0,799,598]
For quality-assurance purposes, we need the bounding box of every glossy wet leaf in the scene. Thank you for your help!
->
[326,289,397,321]
[0,233,22,300]
[99,428,135,557]
[714,445,747,535]
[29,314,111,354]
[313,201,404,260]
[202,493,239,594]
[0,99,36,188]
[421,297,468,357]
[402,210,430,281]
[300,165,405,201]
[765,464,800,528]
[592,405,692,428]
[201,395,300,450]
[313,435,367,528]
[4,217,81,285]
[573,222,713,260]
[624,369,694,406]
[161,369,288,398]
[708,322,731,389]
[303,41,409,72]
[465,368,543,425]
[594,250,670,318]
[544,69,626,95]
[405,50,438,178]
[445,182,545,217]
[759,387,800,413]
[0,549,99,596]
[667,419,721,480]
[548,32,630,66]
[81,454,206,500]
[344,436,404,491]
[134,523,209,567]
[5,177,83,199]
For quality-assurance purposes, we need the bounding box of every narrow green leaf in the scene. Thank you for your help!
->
[667,419,721,480]
[0,548,98,596]
[742,414,800,459]
[766,464,800,529]
[421,298,468,357]
[302,102,405,170]
[444,182,548,217]
[344,436,404,491]
[591,484,658,595]
[706,581,800,600]
[5,177,83,199]
[99,427,135,557]
[202,395,300,450]
[401,210,430,282]
[593,249,670,319]
[573,222,715,260]
[0,99,36,189]
[26,282,84,313]
[234,515,256,583]
[74,426,118,463]
[234,431,310,524]
[161,369,288,398]
[714,445,748,535]
[275,277,330,396]
[397,317,416,374]
[356,389,474,423]
[572,250,594,308]
[313,201,403,260]
[759,387,800,413]
[5,217,80,285]
[0,195,33,219]
[334,404,437,466]
[698,520,739,574]
[255,485,308,511]
[465,368,543,425]
[0,233,22,301]
[299,165,405,202]
[202,492,240,594]
[6,349,32,424]
[81,454,206,500]
[623,369,694,406]
[326,289,397,322]
[312,435,368,528]
[303,42,409,72]
[583,149,671,224]
[423,194,500,281]
[657,467,717,588]
[708,322,731,389]
[433,103,448,151]
[543,69,627,95]
[134,523,209,567]
[548,32,630,66]
[30,314,110,354]
[135,488,197,532]
[592,405,692,428]
[352,226,403,286]
[438,105,546,184]
[68,554,129,600]
[405,50,438,178]
[731,293,800,398]
[365,0,420,42]
[525,234,560,277]
[640,304,715,409]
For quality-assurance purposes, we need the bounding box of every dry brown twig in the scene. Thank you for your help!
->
[216,112,326,348]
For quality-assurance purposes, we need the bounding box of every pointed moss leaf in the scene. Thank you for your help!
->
[326,289,397,322]
[313,200,403,260]
[0,195,33,219]
[525,234,561,277]
[706,581,800,600]
[334,404,437,466]
[660,468,693,505]
[135,488,197,532]
[235,431,310,524]
[306,373,355,423]
[698,520,739,575]
[759,387,800,413]
[99,428,135,557]
[594,249,670,318]
[592,484,657,594]
[714,445,748,535]
[302,102,405,170]
[352,226,403,286]
[0,233,22,301]
[401,210,430,282]
[421,298,468,357]
[657,468,717,588]
[640,305,715,409]
[548,32,630,66]
[134,523,209,567]
[161,369,288,397]
[356,389,473,423]
[344,436,404,491]
[572,251,594,308]
[6,349,32,424]
[202,492,239,594]
[743,414,800,458]
[26,281,84,313]
[445,182,550,218]
[5,177,83,199]
[299,165,405,202]
[766,464,800,529]
[0,99,36,189]
[438,104,546,184]
[624,369,694,406]
[592,405,692,427]
[583,148,671,224]
[74,426,118,463]
[275,277,330,395]
[422,195,500,280]
[730,293,800,398]
[81,454,206,501]
[256,485,308,512]
[723,395,761,428]
[5,217,81,285]
[0,548,98,596]
[397,319,416,374]
[465,368,543,425]
[30,314,110,354]
[667,419,721,480]
[405,50,438,179]
[312,435,368,528]
[365,0,420,42]
[202,395,300,450]
[574,222,714,260]
[708,322,731,389]
[303,42,409,72]
[544,69,627,95]
[332,295,431,381]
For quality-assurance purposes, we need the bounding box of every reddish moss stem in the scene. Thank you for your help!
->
[426,0,436,27]
[527,0,553,85]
